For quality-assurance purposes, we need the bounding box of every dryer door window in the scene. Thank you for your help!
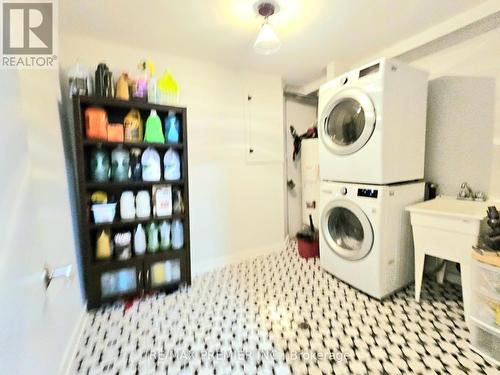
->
[321,200,373,260]
[320,88,376,155]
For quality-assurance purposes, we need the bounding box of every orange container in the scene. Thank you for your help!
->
[107,123,124,142]
[85,107,108,140]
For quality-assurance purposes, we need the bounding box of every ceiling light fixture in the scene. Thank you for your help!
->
[253,1,281,55]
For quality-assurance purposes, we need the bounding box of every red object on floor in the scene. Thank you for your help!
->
[297,238,319,259]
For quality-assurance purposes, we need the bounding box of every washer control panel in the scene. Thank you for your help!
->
[340,187,348,195]
[357,188,378,198]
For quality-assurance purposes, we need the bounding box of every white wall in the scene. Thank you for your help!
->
[60,34,286,275]
[0,70,84,374]
[423,76,494,196]
[410,27,500,199]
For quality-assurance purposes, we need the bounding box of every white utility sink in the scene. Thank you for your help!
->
[406,196,493,327]
[407,196,489,221]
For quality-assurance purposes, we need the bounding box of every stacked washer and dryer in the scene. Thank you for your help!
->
[318,58,428,299]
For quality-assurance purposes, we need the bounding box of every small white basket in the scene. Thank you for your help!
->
[91,203,117,223]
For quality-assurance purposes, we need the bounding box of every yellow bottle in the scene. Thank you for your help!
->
[151,262,166,286]
[157,71,179,105]
[96,229,112,260]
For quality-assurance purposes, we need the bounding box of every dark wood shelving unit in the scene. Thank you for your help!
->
[88,213,185,230]
[85,179,184,190]
[72,95,191,310]
[83,139,183,150]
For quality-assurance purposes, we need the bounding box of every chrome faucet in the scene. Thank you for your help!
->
[458,182,473,200]
[457,182,486,201]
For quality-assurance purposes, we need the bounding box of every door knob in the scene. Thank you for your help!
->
[42,264,73,289]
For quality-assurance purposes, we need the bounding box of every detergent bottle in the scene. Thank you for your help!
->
[144,109,165,143]
[171,219,184,250]
[134,224,146,255]
[164,111,180,143]
[163,148,181,181]
[157,70,179,105]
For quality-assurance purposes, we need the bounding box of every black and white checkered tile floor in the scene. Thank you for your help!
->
[71,241,500,374]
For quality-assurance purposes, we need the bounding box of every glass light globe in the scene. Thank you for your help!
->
[254,21,281,55]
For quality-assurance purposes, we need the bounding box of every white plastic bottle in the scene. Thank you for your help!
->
[171,219,184,250]
[159,221,171,250]
[134,224,146,255]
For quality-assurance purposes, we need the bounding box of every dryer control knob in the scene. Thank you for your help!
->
[340,187,348,195]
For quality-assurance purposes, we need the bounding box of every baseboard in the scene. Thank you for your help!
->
[192,240,286,276]
[60,305,88,375]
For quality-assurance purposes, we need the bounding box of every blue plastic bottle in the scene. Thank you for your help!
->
[164,111,180,143]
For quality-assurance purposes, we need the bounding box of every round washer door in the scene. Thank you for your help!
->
[321,199,374,260]
[319,87,376,155]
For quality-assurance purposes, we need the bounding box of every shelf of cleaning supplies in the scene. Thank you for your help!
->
[72,95,191,310]
[76,95,186,114]
[89,214,186,230]
[86,179,184,190]
[91,249,186,271]
[83,139,183,150]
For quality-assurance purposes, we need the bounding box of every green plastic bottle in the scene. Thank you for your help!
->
[144,109,165,143]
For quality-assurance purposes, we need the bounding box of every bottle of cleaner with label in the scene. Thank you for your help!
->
[134,224,146,255]
[144,109,165,143]
[165,111,180,143]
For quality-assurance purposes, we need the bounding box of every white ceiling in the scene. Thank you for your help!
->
[60,0,486,86]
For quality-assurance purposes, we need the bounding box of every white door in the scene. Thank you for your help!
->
[321,199,374,260]
[0,70,83,374]
[319,88,376,155]
[285,98,317,236]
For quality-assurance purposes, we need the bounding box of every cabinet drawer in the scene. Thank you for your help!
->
[473,259,500,299]
[470,318,500,366]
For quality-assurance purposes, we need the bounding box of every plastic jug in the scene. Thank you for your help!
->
[133,60,154,99]
[68,62,92,97]
[111,146,130,181]
[95,63,110,97]
[171,219,184,250]
[90,148,110,182]
[147,222,160,253]
[130,148,142,181]
[85,107,108,140]
[164,111,180,143]
[144,109,165,143]
[173,189,184,214]
[124,109,143,142]
[151,263,166,285]
[165,260,181,283]
[164,148,181,181]
[148,76,157,103]
[135,190,151,218]
[134,224,146,255]
[96,229,113,260]
[159,221,171,250]
[115,73,130,100]
[157,70,179,105]
[120,191,135,220]
[141,147,161,181]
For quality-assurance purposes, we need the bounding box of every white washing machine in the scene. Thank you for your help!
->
[318,58,428,184]
[319,180,424,299]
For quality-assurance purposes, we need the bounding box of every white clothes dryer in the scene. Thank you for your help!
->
[318,58,428,184]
